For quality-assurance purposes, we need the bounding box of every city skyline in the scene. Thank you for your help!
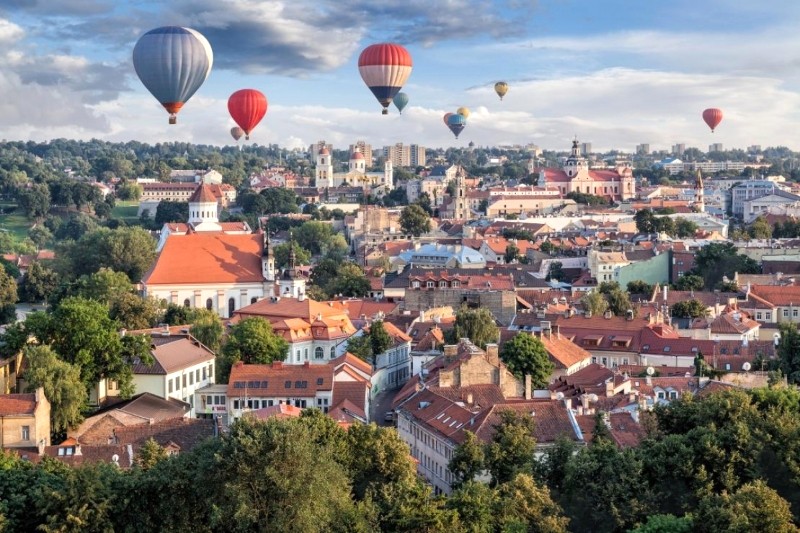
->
[2,1,800,152]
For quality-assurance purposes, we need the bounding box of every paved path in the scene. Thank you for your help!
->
[371,387,401,427]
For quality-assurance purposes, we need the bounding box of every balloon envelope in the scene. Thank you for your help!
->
[230,126,244,141]
[228,89,268,140]
[702,108,723,132]
[457,106,470,119]
[393,92,409,114]
[443,112,454,126]
[494,81,509,100]
[447,113,467,138]
[358,43,413,115]
[133,26,213,124]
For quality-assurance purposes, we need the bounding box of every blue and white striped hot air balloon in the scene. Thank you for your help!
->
[133,26,213,124]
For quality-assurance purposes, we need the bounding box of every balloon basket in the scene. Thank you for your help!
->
[169,115,177,125]
[382,109,388,115]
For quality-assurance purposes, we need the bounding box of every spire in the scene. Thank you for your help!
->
[695,169,704,190]
[287,234,296,270]
[571,137,579,157]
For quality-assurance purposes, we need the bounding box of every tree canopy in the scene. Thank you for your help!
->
[499,333,554,387]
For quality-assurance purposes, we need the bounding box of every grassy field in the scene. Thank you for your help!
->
[111,201,140,223]
[0,211,33,240]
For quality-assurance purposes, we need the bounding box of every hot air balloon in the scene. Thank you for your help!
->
[393,92,409,114]
[132,26,213,124]
[228,89,268,140]
[443,112,454,126]
[447,113,467,139]
[230,126,244,141]
[358,43,413,115]
[457,107,470,119]
[494,81,509,101]
[702,108,723,132]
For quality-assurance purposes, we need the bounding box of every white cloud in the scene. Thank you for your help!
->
[0,18,23,44]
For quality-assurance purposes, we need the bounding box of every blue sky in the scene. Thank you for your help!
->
[2,0,800,153]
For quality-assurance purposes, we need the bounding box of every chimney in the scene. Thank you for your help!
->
[524,374,532,400]
[485,343,500,365]
[443,344,458,360]
[304,361,311,368]
[663,285,667,302]
[466,392,473,405]
[272,361,284,369]
[74,444,82,456]
[126,444,134,467]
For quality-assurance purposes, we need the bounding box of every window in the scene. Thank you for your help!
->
[784,309,789,317]
[439,280,447,288]
[182,375,186,388]
[228,298,236,316]
[330,347,336,359]
[206,298,213,310]
[209,365,214,379]
[202,367,206,380]
[251,297,258,304]
[794,309,799,318]
[315,347,324,359]
[426,281,434,289]
[295,350,300,362]
[189,373,194,385]
[196,369,200,382]
[183,298,190,307]
[21,426,30,441]
[412,281,420,289]
[756,312,762,320]
[168,380,173,393]
[304,348,308,360]
[452,280,460,288]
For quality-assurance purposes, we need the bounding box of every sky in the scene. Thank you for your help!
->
[2,0,800,154]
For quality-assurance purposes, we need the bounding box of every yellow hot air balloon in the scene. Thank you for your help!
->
[494,81,509,100]
[457,106,470,119]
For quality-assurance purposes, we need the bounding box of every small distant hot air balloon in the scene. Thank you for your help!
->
[447,113,467,139]
[494,81,509,101]
[132,26,213,124]
[443,112,454,126]
[457,107,470,119]
[393,92,409,114]
[230,126,244,141]
[702,108,723,132]
[228,89,268,140]
[358,43,413,115]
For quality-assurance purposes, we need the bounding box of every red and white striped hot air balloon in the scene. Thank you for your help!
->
[358,43,412,115]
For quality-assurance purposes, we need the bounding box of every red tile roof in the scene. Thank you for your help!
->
[0,393,37,415]
[144,233,264,284]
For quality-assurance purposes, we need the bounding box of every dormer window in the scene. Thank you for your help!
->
[439,281,448,288]
[412,281,420,289]
[452,280,460,288]
[426,281,435,289]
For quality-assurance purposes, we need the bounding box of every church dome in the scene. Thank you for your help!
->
[318,147,329,155]
[351,151,364,160]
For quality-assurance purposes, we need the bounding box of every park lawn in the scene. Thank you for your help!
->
[0,212,33,240]
[112,201,140,222]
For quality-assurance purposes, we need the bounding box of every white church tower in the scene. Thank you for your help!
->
[261,229,275,284]
[187,184,222,232]
[563,138,589,179]
[349,151,366,173]
[383,159,394,189]
[279,238,307,299]
[315,146,334,188]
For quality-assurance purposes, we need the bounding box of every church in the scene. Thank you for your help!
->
[537,139,635,202]
[142,183,308,318]
[315,146,393,193]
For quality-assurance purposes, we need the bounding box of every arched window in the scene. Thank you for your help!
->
[228,298,235,316]
[251,297,257,304]
[183,299,190,308]
[315,347,324,359]
[205,298,213,310]
[330,347,336,359]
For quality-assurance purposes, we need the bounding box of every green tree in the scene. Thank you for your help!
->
[190,309,224,352]
[500,333,555,386]
[18,261,59,303]
[448,430,485,489]
[777,322,800,383]
[162,303,196,326]
[154,200,189,225]
[627,280,654,295]
[630,514,693,533]
[369,320,393,360]
[28,225,53,249]
[690,242,759,290]
[61,227,157,283]
[675,274,704,291]
[635,209,656,233]
[495,474,569,533]
[671,299,709,319]
[273,242,311,269]
[674,217,699,238]
[400,204,432,237]
[220,317,288,381]
[485,410,537,485]
[451,307,500,349]
[346,334,373,362]
[447,481,496,533]
[346,422,418,501]
[504,243,520,264]
[605,287,634,316]
[259,187,301,214]
[748,216,773,240]
[694,480,797,533]
[547,261,565,282]
[23,345,87,435]
[17,183,50,219]
[109,293,160,330]
[581,290,609,316]
[328,263,370,298]
[39,297,129,393]
[135,438,168,470]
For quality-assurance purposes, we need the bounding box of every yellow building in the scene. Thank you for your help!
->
[0,387,50,450]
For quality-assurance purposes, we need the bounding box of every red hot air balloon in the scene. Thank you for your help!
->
[443,112,454,126]
[702,108,723,132]
[358,43,413,115]
[228,89,268,140]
